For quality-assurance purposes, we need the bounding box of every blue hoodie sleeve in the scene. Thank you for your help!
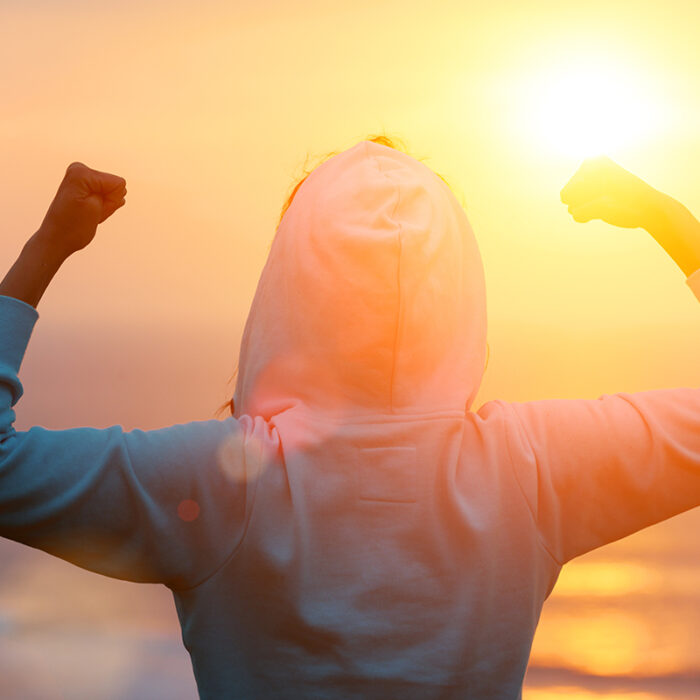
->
[499,271,700,566]
[0,295,249,590]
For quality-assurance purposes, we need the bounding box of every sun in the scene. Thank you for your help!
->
[522,55,667,159]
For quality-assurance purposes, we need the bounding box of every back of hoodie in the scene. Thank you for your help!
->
[1,140,700,699]
[171,141,700,698]
[173,405,558,699]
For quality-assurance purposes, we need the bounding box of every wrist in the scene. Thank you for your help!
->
[643,191,681,232]
[32,224,75,264]
[645,194,700,277]
[0,229,68,310]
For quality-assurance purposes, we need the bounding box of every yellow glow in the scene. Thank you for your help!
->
[533,611,649,675]
[553,561,659,597]
[522,54,668,159]
[530,606,694,678]
[526,689,662,700]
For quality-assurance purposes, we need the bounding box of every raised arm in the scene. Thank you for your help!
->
[497,159,700,566]
[0,164,259,589]
[560,155,700,278]
[0,162,127,309]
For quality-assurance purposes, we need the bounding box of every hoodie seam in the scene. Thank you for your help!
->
[169,455,261,593]
[371,146,403,415]
[499,401,563,568]
[391,219,403,413]
[288,407,467,425]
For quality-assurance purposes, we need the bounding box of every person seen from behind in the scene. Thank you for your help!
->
[0,135,699,699]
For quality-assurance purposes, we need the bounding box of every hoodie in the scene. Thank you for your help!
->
[1,139,700,699]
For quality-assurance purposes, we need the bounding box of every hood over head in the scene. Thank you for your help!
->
[232,140,487,421]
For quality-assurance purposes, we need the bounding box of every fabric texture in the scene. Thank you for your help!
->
[1,140,700,699]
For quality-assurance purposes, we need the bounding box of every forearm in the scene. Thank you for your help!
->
[646,194,700,278]
[0,228,70,310]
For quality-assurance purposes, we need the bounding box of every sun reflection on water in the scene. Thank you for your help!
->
[530,554,700,682]
[526,689,665,700]
[533,609,650,676]
[554,562,660,597]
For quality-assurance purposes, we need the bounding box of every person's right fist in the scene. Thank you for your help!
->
[560,156,665,231]
[38,162,127,258]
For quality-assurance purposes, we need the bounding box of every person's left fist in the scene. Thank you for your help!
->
[39,162,127,257]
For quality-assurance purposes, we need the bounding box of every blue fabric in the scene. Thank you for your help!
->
[0,294,247,590]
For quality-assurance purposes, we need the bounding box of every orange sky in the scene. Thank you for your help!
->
[3,0,700,430]
[1,1,700,696]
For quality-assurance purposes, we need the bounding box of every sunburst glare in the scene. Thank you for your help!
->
[518,52,671,159]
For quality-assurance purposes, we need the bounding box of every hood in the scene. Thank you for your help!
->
[232,140,487,421]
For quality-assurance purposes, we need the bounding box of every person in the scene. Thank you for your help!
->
[0,137,699,700]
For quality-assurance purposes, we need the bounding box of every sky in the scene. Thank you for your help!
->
[1,0,699,697]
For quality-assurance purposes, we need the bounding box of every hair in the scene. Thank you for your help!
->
[214,133,488,419]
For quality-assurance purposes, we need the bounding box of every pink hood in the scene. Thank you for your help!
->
[232,139,487,420]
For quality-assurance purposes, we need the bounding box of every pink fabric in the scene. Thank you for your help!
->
[233,140,487,420]
[189,139,700,697]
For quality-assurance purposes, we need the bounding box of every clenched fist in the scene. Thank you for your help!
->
[39,162,127,258]
[560,156,667,232]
